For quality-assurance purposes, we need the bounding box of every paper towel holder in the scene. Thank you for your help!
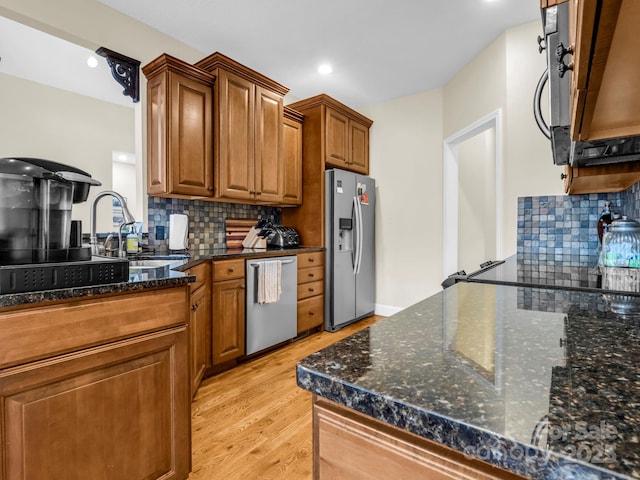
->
[169,214,189,251]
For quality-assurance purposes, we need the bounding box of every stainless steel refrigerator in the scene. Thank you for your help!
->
[325,169,376,332]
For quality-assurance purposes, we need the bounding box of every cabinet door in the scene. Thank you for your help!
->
[217,69,255,200]
[349,120,370,175]
[282,115,303,205]
[169,71,214,196]
[190,285,211,397]
[325,108,349,168]
[0,327,190,480]
[255,86,284,203]
[146,72,169,195]
[212,277,246,364]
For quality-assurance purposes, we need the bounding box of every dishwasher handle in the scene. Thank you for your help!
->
[248,258,297,268]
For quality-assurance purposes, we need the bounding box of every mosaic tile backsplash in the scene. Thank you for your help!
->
[517,181,640,267]
[146,197,281,253]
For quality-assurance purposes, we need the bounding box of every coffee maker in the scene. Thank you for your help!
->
[0,157,130,293]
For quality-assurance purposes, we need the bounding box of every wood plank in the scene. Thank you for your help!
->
[189,315,383,479]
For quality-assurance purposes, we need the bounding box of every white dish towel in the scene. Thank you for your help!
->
[257,260,282,304]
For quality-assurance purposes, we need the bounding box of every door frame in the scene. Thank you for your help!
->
[443,109,503,277]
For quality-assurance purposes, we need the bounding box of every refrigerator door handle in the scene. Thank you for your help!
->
[352,195,360,275]
[356,195,364,275]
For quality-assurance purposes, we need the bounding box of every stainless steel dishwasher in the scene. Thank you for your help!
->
[245,256,297,355]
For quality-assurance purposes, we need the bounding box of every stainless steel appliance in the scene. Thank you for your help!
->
[0,157,101,264]
[325,169,376,332]
[534,2,640,167]
[0,157,129,293]
[245,256,297,355]
[265,225,300,249]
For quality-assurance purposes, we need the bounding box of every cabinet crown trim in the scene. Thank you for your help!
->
[284,105,304,122]
[142,53,216,85]
[288,93,373,127]
[195,51,289,96]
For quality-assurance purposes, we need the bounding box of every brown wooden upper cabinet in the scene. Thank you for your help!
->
[142,54,215,197]
[196,52,289,204]
[282,106,304,205]
[288,94,373,175]
[541,0,640,194]
[568,0,640,142]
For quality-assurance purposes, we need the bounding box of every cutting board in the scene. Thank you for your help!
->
[225,219,256,249]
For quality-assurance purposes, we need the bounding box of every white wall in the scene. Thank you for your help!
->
[0,0,206,233]
[502,21,564,254]
[0,73,134,233]
[458,128,497,274]
[361,89,444,312]
[366,21,563,311]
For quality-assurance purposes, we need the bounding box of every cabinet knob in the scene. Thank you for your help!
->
[309,311,314,316]
[537,35,546,54]
[228,268,234,273]
[309,273,314,278]
[308,258,314,263]
[555,42,573,62]
[557,61,573,78]
[560,173,568,180]
[309,288,314,293]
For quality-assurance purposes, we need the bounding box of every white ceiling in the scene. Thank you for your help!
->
[98,0,541,108]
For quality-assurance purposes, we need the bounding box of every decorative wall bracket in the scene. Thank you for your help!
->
[96,47,141,103]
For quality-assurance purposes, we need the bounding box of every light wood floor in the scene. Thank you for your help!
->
[189,315,383,480]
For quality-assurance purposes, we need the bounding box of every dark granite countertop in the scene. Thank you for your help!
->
[165,245,324,271]
[297,282,640,480]
[0,246,323,309]
[467,255,606,293]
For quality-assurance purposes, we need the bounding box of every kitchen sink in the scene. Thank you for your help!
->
[129,258,187,269]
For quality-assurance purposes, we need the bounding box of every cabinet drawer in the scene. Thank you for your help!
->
[298,265,324,284]
[298,280,324,301]
[186,261,211,293]
[297,295,324,333]
[213,259,245,281]
[0,287,189,369]
[298,251,324,269]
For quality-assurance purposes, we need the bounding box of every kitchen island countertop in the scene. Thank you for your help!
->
[297,282,640,479]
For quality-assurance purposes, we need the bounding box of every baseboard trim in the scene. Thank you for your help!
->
[374,304,403,317]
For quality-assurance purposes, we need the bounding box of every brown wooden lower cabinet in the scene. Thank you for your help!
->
[190,280,212,396]
[0,287,191,480]
[298,295,324,332]
[297,251,325,334]
[186,261,212,397]
[313,396,527,480]
[212,259,246,365]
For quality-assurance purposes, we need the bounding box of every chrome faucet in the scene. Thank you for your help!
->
[90,190,136,257]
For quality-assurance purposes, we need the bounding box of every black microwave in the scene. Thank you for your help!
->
[535,2,640,167]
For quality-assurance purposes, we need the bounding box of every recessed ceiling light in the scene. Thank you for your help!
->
[87,56,98,68]
[318,64,333,75]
